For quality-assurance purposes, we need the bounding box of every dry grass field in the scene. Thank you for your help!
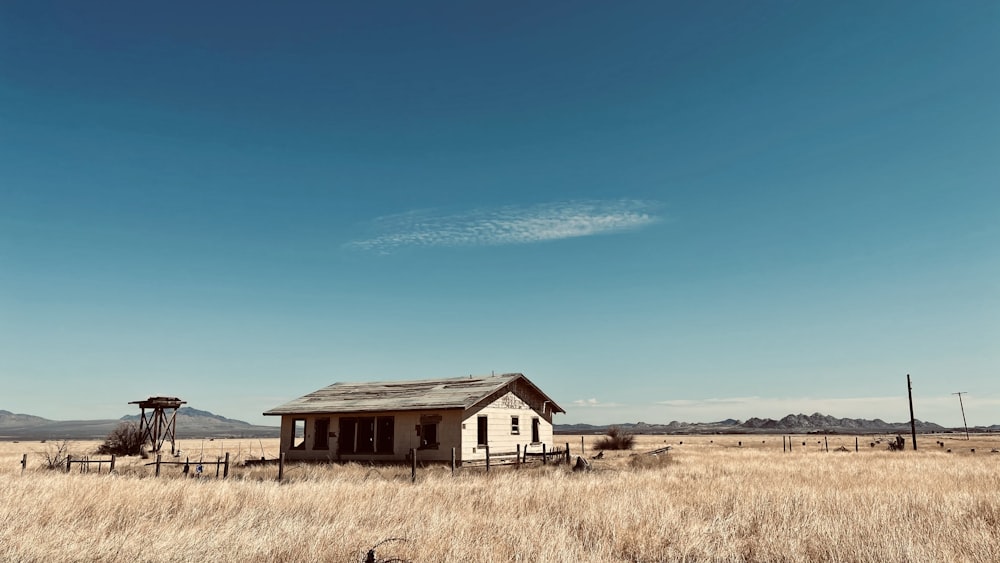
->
[2,433,998,562]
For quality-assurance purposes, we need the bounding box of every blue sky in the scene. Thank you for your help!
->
[2,2,997,427]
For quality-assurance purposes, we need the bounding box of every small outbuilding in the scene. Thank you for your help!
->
[263,373,564,464]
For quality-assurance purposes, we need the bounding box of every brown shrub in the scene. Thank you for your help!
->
[96,422,145,456]
[594,426,635,451]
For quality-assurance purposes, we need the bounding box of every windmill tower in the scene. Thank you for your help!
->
[129,397,186,454]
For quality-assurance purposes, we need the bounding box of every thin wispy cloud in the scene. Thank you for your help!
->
[572,398,623,408]
[346,199,660,252]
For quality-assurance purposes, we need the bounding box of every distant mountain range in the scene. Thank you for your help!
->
[556,412,1000,435]
[0,407,280,440]
[4,408,997,441]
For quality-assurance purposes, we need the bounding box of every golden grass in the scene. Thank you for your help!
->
[2,434,998,562]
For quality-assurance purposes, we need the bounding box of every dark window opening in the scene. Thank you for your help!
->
[477,416,488,446]
[292,418,306,450]
[356,417,375,454]
[531,417,540,443]
[511,416,520,435]
[419,414,441,450]
[338,418,357,453]
[314,418,330,450]
[420,423,438,449]
[377,416,395,454]
[339,416,394,455]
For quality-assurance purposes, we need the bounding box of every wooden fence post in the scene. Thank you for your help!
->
[155,454,162,477]
[516,444,521,470]
[216,457,221,478]
[855,437,859,452]
[66,455,72,473]
[110,455,116,474]
[485,445,490,473]
[565,442,570,464]
[410,448,417,483]
[277,452,285,482]
[223,452,230,479]
[21,453,27,475]
[824,436,829,452]
[581,436,585,456]
[542,443,547,465]
[450,447,456,475]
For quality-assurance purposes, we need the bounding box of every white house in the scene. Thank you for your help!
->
[263,373,565,463]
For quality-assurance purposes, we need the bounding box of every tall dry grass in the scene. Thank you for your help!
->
[1,435,998,562]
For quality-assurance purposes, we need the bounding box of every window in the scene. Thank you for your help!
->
[291,418,306,450]
[377,416,395,453]
[420,423,438,449]
[339,416,395,454]
[356,417,375,454]
[419,414,441,449]
[531,417,540,443]
[477,416,488,446]
[314,418,330,450]
[511,416,520,435]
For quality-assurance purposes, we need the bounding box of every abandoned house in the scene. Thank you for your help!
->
[263,373,565,463]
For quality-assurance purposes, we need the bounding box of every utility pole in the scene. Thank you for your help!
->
[907,374,917,450]
[953,392,970,440]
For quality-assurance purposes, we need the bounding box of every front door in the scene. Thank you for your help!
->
[477,416,488,446]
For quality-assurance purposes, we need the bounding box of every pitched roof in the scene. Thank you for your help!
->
[263,373,564,416]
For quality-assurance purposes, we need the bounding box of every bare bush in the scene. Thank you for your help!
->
[96,422,145,456]
[39,440,72,470]
[594,426,635,451]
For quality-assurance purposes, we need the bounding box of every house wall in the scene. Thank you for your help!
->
[278,410,464,462]
[460,392,553,462]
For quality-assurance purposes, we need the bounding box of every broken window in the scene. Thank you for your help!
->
[377,416,395,453]
[338,418,357,453]
[420,414,441,449]
[420,423,438,449]
[339,416,394,454]
[477,415,488,446]
[292,418,306,450]
[531,417,540,443]
[356,417,376,454]
[314,417,330,450]
[511,416,520,435]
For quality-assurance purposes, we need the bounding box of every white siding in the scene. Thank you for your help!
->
[460,392,553,462]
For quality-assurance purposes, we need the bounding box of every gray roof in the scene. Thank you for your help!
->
[263,373,564,416]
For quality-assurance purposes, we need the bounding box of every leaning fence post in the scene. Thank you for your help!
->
[824,436,829,453]
[542,443,547,465]
[155,454,162,477]
[223,452,230,479]
[277,452,285,482]
[109,455,116,474]
[450,447,456,475]
[516,444,521,470]
[410,448,417,483]
[21,453,27,475]
[485,445,490,472]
